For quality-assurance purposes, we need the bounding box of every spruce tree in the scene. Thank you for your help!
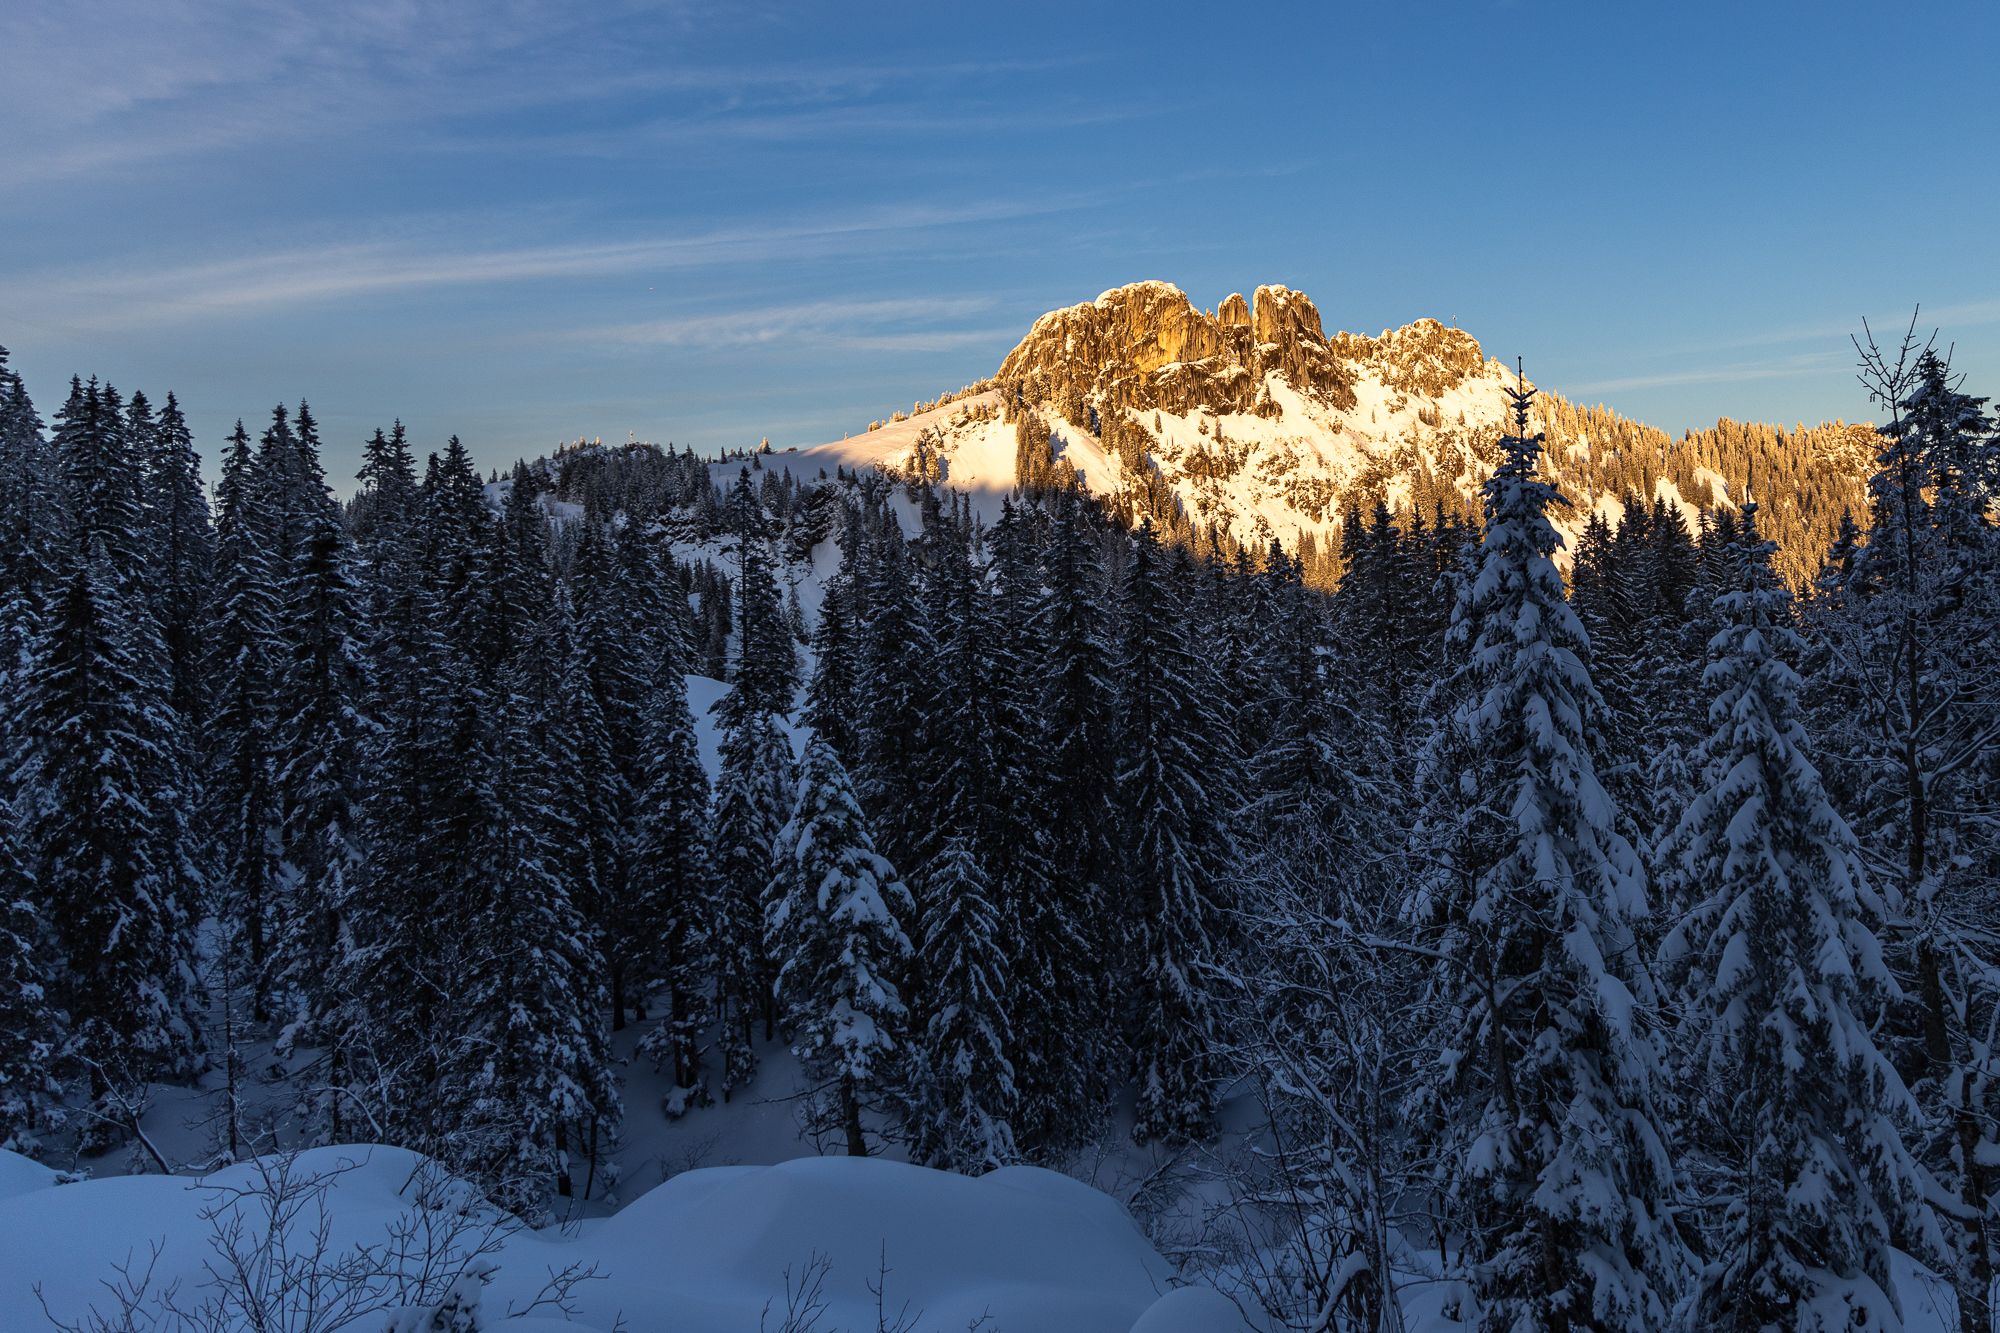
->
[631,660,714,1095]
[1116,518,1237,1144]
[854,523,936,874]
[1814,338,2000,1333]
[143,392,213,730]
[0,347,53,616]
[0,802,60,1154]
[53,378,148,592]
[803,524,862,764]
[203,423,283,1021]
[338,604,461,1149]
[16,543,203,1097]
[269,510,370,1078]
[351,420,419,548]
[709,708,792,1095]
[707,493,801,1091]
[768,737,913,1158]
[1658,503,1939,1333]
[433,673,619,1214]
[1407,379,1683,1333]
[720,475,801,722]
[912,838,1018,1173]
[1248,544,1379,849]
[0,351,54,740]
[1016,498,1121,1153]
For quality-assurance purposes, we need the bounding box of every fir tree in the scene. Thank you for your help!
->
[803,528,861,764]
[855,522,935,872]
[708,708,793,1095]
[203,423,283,1020]
[351,421,419,547]
[0,351,54,738]
[143,392,213,730]
[15,543,203,1097]
[269,509,371,1081]
[53,378,147,592]
[768,737,913,1158]
[719,475,801,723]
[1817,336,2000,1333]
[1658,502,1940,1333]
[912,838,1018,1173]
[1408,378,1683,1333]
[433,673,620,1214]
[1116,518,1238,1144]
[1016,498,1121,1153]
[0,802,60,1154]
[631,662,714,1094]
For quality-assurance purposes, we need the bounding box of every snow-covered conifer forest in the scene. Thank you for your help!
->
[3,294,2000,1332]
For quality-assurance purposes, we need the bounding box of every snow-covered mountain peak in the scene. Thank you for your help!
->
[692,281,1868,585]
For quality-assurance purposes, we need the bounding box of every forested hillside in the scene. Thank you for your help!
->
[2,309,1996,1332]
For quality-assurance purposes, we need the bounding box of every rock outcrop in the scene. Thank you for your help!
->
[829,280,1870,590]
[995,281,1359,417]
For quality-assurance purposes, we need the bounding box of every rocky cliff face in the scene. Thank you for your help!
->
[977,281,1527,564]
[995,281,1366,418]
[801,281,1871,587]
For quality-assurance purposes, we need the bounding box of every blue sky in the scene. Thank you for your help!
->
[4,1,1996,490]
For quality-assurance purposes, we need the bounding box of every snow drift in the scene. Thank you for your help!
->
[5,1145,1194,1333]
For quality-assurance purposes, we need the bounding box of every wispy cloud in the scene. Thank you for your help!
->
[0,2,1111,189]
[1564,296,2000,398]
[561,297,1009,352]
[1607,298,2000,366]
[4,200,1084,331]
[1565,350,1853,396]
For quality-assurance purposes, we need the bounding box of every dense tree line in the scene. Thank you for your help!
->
[3,332,2000,1331]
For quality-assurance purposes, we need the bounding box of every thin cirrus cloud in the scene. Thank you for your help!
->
[477,94,1153,158]
[4,198,1085,333]
[1584,297,2000,385]
[562,298,1010,353]
[0,1,1109,189]
[1566,351,1855,397]
[0,2,819,189]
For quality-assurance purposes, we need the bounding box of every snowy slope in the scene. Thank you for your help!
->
[708,284,1716,564]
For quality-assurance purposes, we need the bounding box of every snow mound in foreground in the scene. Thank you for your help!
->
[1127,1285,1258,1331]
[3,1147,1182,1332]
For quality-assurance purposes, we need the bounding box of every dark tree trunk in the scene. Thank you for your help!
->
[843,1079,867,1158]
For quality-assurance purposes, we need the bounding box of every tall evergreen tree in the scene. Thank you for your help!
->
[709,708,793,1096]
[432,672,619,1214]
[269,510,370,1075]
[912,838,1018,1173]
[351,421,419,548]
[15,543,203,1098]
[1659,502,1940,1333]
[0,350,54,737]
[0,801,60,1154]
[1407,379,1683,1333]
[803,523,862,764]
[855,523,936,873]
[706,489,802,1091]
[768,737,913,1158]
[143,392,213,731]
[1116,519,1238,1144]
[1014,499,1121,1153]
[631,659,714,1094]
[1816,340,2000,1333]
[53,378,147,591]
[203,423,283,1021]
